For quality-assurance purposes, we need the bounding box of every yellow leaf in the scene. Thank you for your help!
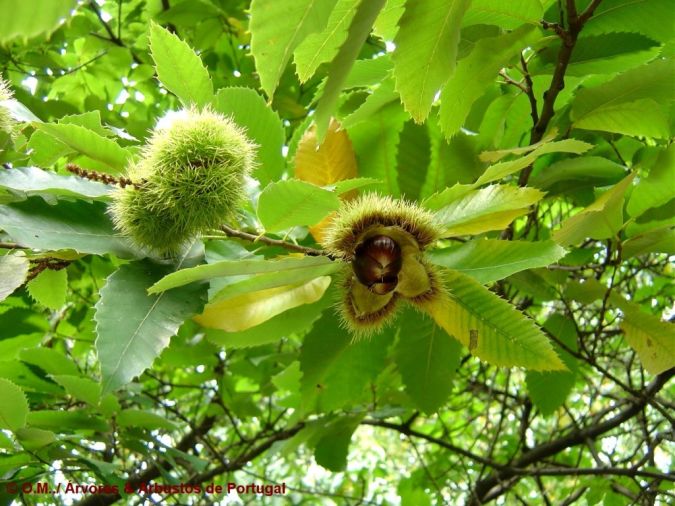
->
[294,119,358,241]
[194,276,331,332]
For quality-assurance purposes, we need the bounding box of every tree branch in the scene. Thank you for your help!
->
[468,367,674,504]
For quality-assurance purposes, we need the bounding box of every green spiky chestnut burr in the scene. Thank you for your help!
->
[110,108,255,255]
[322,194,444,338]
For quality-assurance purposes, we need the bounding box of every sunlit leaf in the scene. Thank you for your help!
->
[439,25,539,138]
[428,239,566,284]
[422,269,566,370]
[0,0,77,43]
[257,179,340,232]
[0,253,29,303]
[250,0,335,97]
[149,23,213,107]
[433,185,544,236]
[392,0,471,122]
[0,166,112,201]
[212,87,285,185]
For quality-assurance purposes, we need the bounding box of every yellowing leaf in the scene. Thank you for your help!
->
[195,276,331,332]
[422,270,566,371]
[620,309,675,375]
[295,120,358,241]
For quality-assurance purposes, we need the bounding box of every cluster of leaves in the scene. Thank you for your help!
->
[0,0,673,505]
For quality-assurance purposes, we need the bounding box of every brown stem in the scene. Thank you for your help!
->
[219,224,334,259]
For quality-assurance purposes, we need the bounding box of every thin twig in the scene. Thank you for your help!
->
[219,224,334,258]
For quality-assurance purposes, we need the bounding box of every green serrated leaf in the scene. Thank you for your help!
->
[462,0,543,29]
[210,261,341,303]
[250,0,335,97]
[51,375,101,406]
[583,0,673,42]
[19,348,79,376]
[95,259,206,395]
[392,0,471,122]
[476,139,593,186]
[0,198,139,259]
[439,25,539,138]
[34,123,131,174]
[15,427,56,450]
[212,87,285,185]
[0,378,29,431]
[0,0,77,43]
[571,59,675,138]
[347,103,407,195]
[150,255,336,294]
[395,308,462,413]
[257,179,340,232]
[314,0,387,141]
[149,22,213,107]
[294,0,360,83]
[26,268,67,310]
[117,409,179,431]
[553,174,635,246]
[531,156,627,191]
[428,239,567,284]
[434,184,544,236]
[424,269,566,370]
[574,98,670,139]
[627,145,675,218]
[526,314,579,416]
[0,253,29,303]
[26,410,108,432]
[314,415,362,471]
[0,167,112,201]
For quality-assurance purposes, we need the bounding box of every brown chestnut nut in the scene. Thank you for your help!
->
[352,235,402,294]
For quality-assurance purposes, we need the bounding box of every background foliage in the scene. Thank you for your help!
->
[0,0,673,504]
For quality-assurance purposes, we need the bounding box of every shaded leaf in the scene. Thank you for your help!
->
[117,409,179,431]
[95,260,206,395]
[531,156,626,191]
[627,145,675,218]
[34,123,131,174]
[462,0,543,29]
[0,378,28,431]
[51,375,101,406]
[0,198,139,258]
[314,415,362,471]
[395,308,462,413]
[0,0,77,43]
[526,314,579,416]
[553,174,635,245]
[149,23,213,107]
